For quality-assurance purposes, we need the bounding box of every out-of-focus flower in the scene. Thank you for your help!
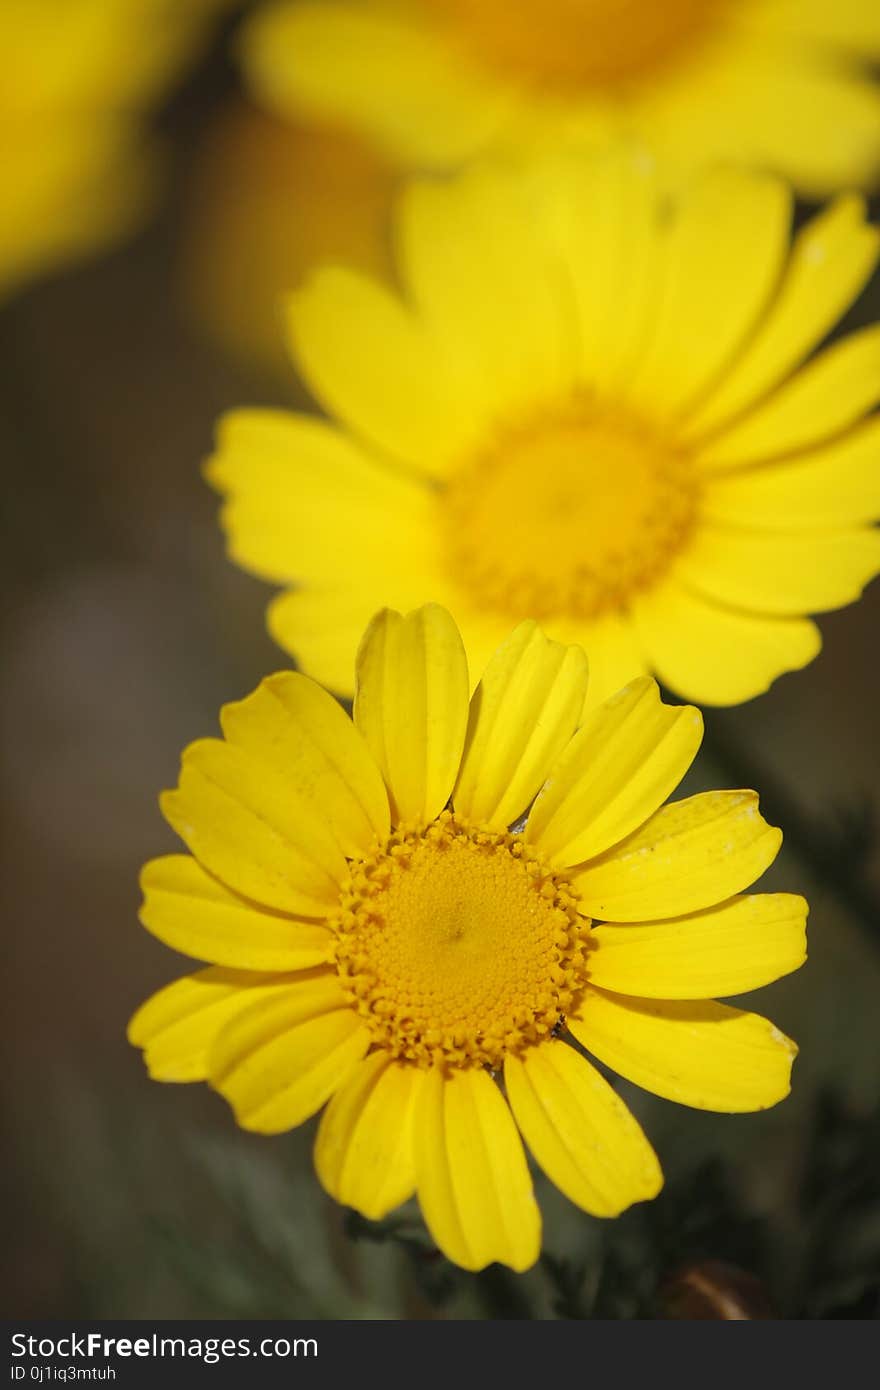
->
[0,0,228,299]
[208,151,880,709]
[241,0,880,195]
[182,101,396,379]
[130,604,805,1273]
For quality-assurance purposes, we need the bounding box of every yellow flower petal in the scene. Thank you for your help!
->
[702,417,880,529]
[526,677,702,867]
[354,605,469,825]
[314,1052,422,1220]
[127,968,292,1082]
[675,523,880,615]
[555,610,648,711]
[683,195,880,441]
[572,791,781,921]
[268,574,471,699]
[632,578,821,706]
[268,586,373,697]
[139,855,334,972]
[569,989,798,1112]
[309,598,505,707]
[504,1040,662,1218]
[775,0,880,55]
[210,971,369,1133]
[220,669,390,857]
[630,167,791,418]
[415,1067,540,1273]
[546,145,660,390]
[287,268,478,476]
[453,620,588,832]
[160,736,345,918]
[696,324,880,470]
[207,409,435,587]
[241,0,515,169]
[589,893,808,999]
[396,165,575,427]
[452,606,519,697]
[723,57,880,199]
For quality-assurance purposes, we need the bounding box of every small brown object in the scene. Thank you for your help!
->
[661,1259,776,1320]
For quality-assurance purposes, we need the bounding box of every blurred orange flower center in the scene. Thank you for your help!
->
[426,0,728,88]
[332,812,592,1069]
[444,401,699,620]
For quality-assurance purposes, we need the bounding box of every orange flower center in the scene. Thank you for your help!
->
[443,400,699,621]
[426,0,729,90]
[331,812,592,1069]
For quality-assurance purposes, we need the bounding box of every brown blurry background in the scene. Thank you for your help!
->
[2,15,880,1321]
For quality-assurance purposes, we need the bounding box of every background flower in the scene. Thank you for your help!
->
[242,0,880,195]
[0,0,228,300]
[210,150,880,709]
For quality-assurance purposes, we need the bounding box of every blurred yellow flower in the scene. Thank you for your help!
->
[182,101,396,379]
[209,152,880,708]
[0,0,226,298]
[242,0,880,194]
[130,605,805,1272]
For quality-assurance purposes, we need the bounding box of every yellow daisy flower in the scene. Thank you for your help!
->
[0,0,227,298]
[129,605,805,1273]
[241,0,880,195]
[209,152,880,709]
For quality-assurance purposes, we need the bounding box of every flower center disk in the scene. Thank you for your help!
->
[444,402,699,621]
[332,813,592,1069]
[426,0,728,90]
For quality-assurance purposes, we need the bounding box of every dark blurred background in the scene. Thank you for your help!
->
[2,4,879,1320]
